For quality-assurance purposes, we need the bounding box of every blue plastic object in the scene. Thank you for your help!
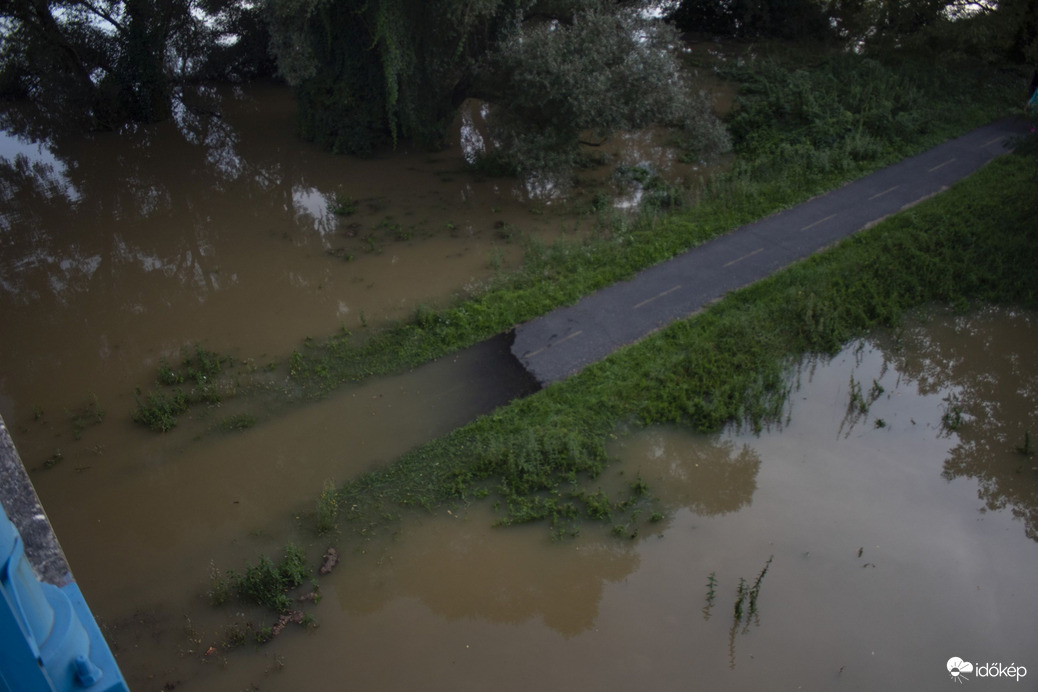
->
[0,506,129,692]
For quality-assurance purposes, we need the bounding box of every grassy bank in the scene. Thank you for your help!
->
[321,140,1038,538]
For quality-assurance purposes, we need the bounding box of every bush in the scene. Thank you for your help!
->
[474,10,730,178]
[228,544,310,614]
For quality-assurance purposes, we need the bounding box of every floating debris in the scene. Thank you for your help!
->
[319,548,339,575]
[271,611,304,637]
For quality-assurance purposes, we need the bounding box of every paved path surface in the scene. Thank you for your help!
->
[512,118,1030,386]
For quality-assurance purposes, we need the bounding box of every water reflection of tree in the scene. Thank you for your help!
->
[878,310,1038,542]
[334,521,639,638]
[624,428,761,517]
[331,431,761,638]
[0,86,316,305]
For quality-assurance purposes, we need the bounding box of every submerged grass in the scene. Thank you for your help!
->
[323,145,1038,536]
[211,544,311,615]
[133,345,236,432]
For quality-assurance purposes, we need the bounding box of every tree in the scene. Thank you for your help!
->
[473,9,730,176]
[265,0,730,175]
[265,0,518,154]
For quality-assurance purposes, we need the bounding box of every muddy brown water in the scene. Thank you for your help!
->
[0,83,562,422]
[184,306,1033,692]
[66,305,1034,692]
[3,83,1037,690]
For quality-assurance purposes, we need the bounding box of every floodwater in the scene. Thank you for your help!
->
[183,306,1033,692]
[3,81,1036,691]
[103,306,1035,692]
[0,80,727,689]
[0,82,565,426]
[0,80,725,426]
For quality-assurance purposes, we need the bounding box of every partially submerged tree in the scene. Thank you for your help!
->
[473,9,730,176]
[265,0,729,175]
[265,0,517,154]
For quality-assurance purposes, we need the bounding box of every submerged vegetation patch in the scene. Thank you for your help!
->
[207,544,324,648]
[132,345,238,432]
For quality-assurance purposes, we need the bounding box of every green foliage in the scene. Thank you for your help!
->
[315,480,340,534]
[157,359,184,386]
[227,544,310,614]
[269,0,510,153]
[329,193,357,216]
[1,0,273,131]
[132,345,232,432]
[476,10,730,177]
[208,562,232,606]
[132,389,189,433]
[941,393,965,432]
[268,0,728,169]
[583,490,613,519]
[721,50,1022,193]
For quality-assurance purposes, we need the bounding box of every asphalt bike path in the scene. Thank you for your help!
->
[511,118,1030,385]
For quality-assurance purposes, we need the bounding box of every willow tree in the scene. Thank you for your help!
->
[264,0,731,174]
[265,0,520,153]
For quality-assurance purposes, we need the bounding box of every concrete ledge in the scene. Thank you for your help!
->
[0,415,72,587]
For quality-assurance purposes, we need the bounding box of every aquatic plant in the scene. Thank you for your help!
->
[583,490,612,520]
[941,393,965,433]
[315,480,340,534]
[703,572,717,620]
[1017,431,1034,457]
[69,394,105,440]
[132,345,236,432]
[132,389,189,432]
[208,562,231,606]
[748,555,773,620]
[217,414,258,432]
[330,193,357,216]
[226,544,310,614]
